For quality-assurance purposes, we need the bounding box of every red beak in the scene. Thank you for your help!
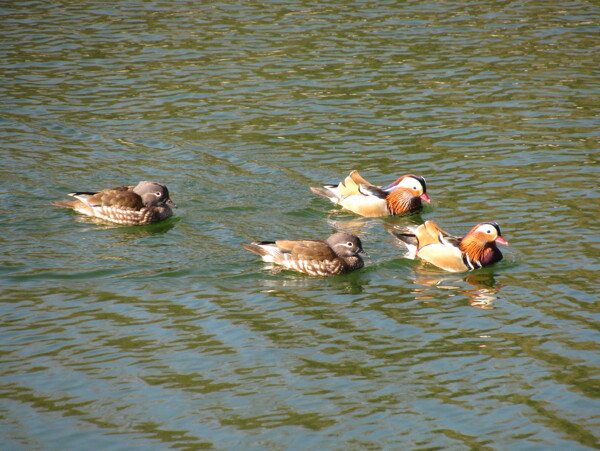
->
[420,193,431,203]
[495,236,508,246]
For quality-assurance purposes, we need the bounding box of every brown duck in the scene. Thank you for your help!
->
[53,181,176,225]
[242,232,367,276]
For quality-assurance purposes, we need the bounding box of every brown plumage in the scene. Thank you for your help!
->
[53,181,176,226]
[242,232,367,276]
[389,220,508,272]
[310,170,430,217]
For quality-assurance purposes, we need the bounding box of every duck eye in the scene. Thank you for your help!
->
[155,191,162,197]
[346,241,354,247]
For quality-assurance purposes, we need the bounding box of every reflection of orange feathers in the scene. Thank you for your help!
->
[411,271,502,309]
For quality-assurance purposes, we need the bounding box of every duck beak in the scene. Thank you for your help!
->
[420,193,431,203]
[166,199,177,208]
[495,236,508,246]
[358,249,370,258]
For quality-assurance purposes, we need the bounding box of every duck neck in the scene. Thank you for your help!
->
[386,190,421,215]
[459,238,501,268]
[343,256,364,272]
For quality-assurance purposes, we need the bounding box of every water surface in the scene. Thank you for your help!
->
[1,1,599,449]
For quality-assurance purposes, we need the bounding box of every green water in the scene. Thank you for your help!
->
[1,1,599,449]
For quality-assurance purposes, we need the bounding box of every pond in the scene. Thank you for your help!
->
[1,1,598,449]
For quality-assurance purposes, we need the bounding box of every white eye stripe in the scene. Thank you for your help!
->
[398,177,423,191]
[475,224,497,236]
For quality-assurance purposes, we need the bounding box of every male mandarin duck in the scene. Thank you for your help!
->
[310,170,430,217]
[389,220,508,272]
[242,232,367,276]
[53,181,176,225]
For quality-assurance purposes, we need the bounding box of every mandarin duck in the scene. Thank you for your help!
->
[310,170,430,217]
[53,181,176,225]
[242,232,367,276]
[389,220,508,272]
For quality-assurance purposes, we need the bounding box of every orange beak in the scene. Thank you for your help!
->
[420,193,431,203]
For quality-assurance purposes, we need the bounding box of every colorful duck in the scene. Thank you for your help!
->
[389,220,508,272]
[310,170,430,217]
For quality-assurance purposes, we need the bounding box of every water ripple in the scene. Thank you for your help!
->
[1,0,599,449]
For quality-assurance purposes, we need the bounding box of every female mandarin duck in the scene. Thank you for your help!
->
[242,232,367,276]
[310,170,430,217]
[389,220,508,272]
[53,181,176,225]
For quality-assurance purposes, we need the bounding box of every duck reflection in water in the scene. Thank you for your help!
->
[410,268,502,309]
[324,213,426,238]
[249,265,366,295]
[72,216,180,240]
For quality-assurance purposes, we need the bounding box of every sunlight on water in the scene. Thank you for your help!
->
[1,1,598,449]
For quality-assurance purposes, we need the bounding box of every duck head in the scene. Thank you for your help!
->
[381,174,430,202]
[134,181,177,208]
